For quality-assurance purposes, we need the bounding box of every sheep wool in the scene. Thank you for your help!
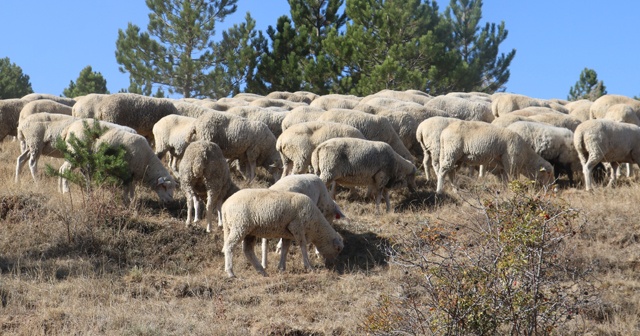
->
[152,114,197,174]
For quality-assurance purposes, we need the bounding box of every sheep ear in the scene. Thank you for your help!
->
[157,176,172,186]
[539,166,548,172]
[334,203,346,220]
[333,237,344,251]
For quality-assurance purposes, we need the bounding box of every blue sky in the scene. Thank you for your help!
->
[1,1,638,100]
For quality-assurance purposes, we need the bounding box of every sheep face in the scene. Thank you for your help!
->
[155,176,176,203]
[317,236,344,267]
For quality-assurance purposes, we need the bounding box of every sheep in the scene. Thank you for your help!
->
[276,121,366,176]
[232,93,264,103]
[248,97,307,110]
[280,106,327,131]
[226,105,288,138]
[590,94,640,119]
[19,99,73,122]
[263,174,346,269]
[508,106,567,117]
[21,93,76,107]
[70,93,109,119]
[265,91,316,104]
[189,111,282,182]
[527,113,582,131]
[368,89,432,105]
[316,108,416,163]
[311,137,417,213]
[199,98,249,111]
[445,91,492,104]
[565,99,593,122]
[172,101,219,118]
[309,94,361,110]
[152,114,197,174]
[491,93,567,118]
[436,120,554,194]
[574,119,640,190]
[0,98,27,141]
[506,121,581,185]
[178,140,239,232]
[602,104,640,126]
[425,95,494,122]
[415,116,461,181]
[221,188,344,277]
[59,126,175,203]
[491,114,531,128]
[72,93,179,139]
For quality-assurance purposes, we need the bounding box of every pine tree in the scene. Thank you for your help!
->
[0,57,33,99]
[115,0,259,98]
[63,65,110,98]
[568,68,607,101]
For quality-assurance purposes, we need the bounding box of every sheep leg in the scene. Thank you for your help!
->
[205,190,214,233]
[261,238,269,269]
[422,150,431,181]
[222,233,241,278]
[28,151,40,183]
[286,220,313,271]
[277,239,292,271]
[58,161,72,193]
[184,190,195,226]
[242,236,267,276]
[15,150,30,184]
[383,188,391,213]
[607,162,619,188]
[582,155,601,191]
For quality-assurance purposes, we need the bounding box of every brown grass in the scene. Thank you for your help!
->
[0,138,639,335]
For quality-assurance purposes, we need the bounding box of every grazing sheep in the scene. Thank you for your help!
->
[311,137,417,213]
[200,98,249,111]
[70,93,109,119]
[574,119,640,190]
[375,109,422,157]
[172,101,219,118]
[565,99,593,122]
[226,105,288,138]
[316,108,416,163]
[280,106,327,131]
[436,120,554,194]
[369,89,432,105]
[506,121,581,184]
[602,104,640,126]
[277,121,366,176]
[232,93,264,102]
[178,141,240,232]
[221,189,344,277]
[445,92,492,103]
[590,94,640,119]
[309,94,361,110]
[21,93,76,107]
[425,95,495,122]
[59,127,176,203]
[189,111,282,182]
[152,114,197,174]
[509,106,566,117]
[491,114,531,128]
[527,113,582,131]
[491,93,567,118]
[0,98,27,141]
[72,93,179,139]
[265,91,317,104]
[248,97,307,110]
[263,174,346,269]
[19,99,73,122]
[415,116,461,180]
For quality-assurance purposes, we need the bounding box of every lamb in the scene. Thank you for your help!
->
[316,108,416,163]
[574,119,640,190]
[178,141,240,232]
[263,174,346,269]
[221,188,344,277]
[280,106,327,131]
[226,105,288,138]
[152,114,197,174]
[309,94,361,110]
[491,93,568,118]
[59,127,175,203]
[415,116,461,180]
[506,121,581,184]
[425,95,495,122]
[19,99,73,122]
[72,93,179,140]
[0,98,27,141]
[311,137,417,213]
[590,94,640,119]
[277,121,366,176]
[21,93,76,107]
[189,111,282,182]
[436,120,554,194]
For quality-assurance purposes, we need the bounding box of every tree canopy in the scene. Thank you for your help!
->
[568,67,607,101]
[0,57,33,99]
[63,66,110,98]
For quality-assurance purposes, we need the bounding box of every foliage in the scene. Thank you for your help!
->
[362,181,598,335]
[0,57,33,99]
[62,65,110,98]
[115,0,261,98]
[45,120,131,196]
[568,67,607,101]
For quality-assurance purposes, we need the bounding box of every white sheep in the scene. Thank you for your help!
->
[589,94,640,119]
[316,108,416,163]
[19,99,73,122]
[276,121,366,176]
[369,89,432,105]
[178,140,240,232]
[309,94,361,110]
[311,137,417,213]
[491,93,567,118]
[508,106,566,117]
[199,98,249,111]
[602,104,640,126]
[0,98,27,142]
[70,94,109,119]
[172,101,219,118]
[59,126,176,203]
[226,105,288,138]
[565,99,593,122]
[436,120,555,194]
[21,93,76,107]
[221,188,344,277]
[506,121,581,185]
[152,114,197,174]
[265,91,318,104]
[425,95,495,122]
[232,93,265,103]
[574,119,640,190]
[72,93,179,140]
[248,97,307,110]
[263,174,346,269]
[280,106,327,131]
[527,113,582,131]
[189,111,282,182]
[415,116,461,181]
[445,91,492,103]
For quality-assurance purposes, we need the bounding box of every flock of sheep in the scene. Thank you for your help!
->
[2,89,640,277]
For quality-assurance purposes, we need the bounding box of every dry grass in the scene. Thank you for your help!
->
[0,138,639,335]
